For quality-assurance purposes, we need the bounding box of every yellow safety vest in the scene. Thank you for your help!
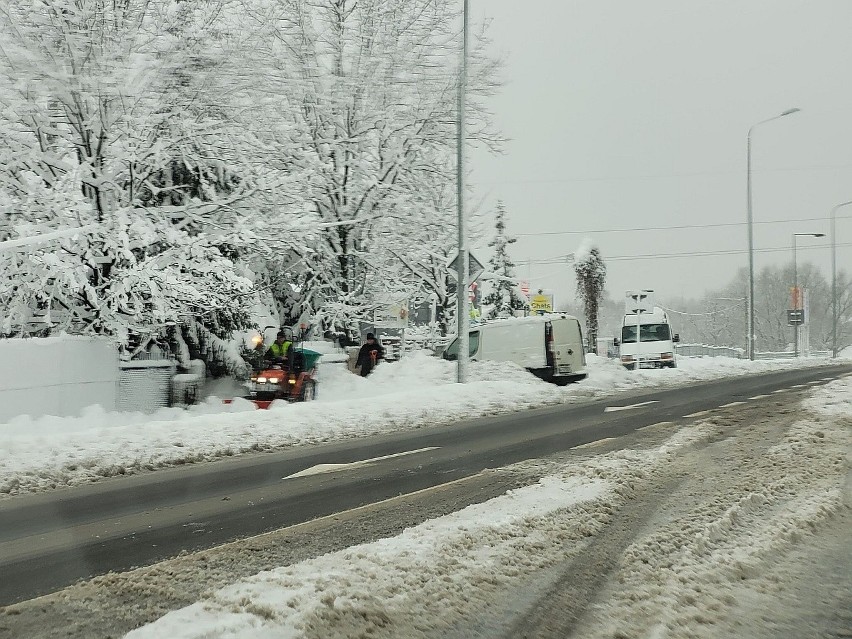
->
[270,341,291,357]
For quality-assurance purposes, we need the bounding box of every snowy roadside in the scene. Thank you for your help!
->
[123,374,852,639]
[0,352,840,496]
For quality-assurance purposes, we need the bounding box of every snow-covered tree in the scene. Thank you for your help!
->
[0,0,504,359]
[483,202,525,319]
[229,0,501,330]
[574,239,607,349]
[0,0,261,348]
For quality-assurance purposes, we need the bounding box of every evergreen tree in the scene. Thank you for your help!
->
[574,239,607,350]
[483,202,526,319]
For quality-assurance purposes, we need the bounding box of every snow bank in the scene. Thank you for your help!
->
[127,378,851,639]
[125,426,709,639]
[0,353,837,496]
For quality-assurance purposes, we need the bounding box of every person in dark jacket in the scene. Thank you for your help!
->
[356,333,384,376]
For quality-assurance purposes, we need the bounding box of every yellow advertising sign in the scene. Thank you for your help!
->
[529,293,553,313]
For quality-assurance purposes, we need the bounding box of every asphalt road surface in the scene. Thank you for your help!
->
[1,364,849,606]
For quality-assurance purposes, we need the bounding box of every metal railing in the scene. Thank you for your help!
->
[675,344,744,358]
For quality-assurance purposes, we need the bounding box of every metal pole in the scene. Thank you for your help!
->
[745,109,800,360]
[747,132,755,360]
[830,201,852,358]
[793,234,798,358]
[792,232,825,359]
[455,0,470,383]
[832,207,837,358]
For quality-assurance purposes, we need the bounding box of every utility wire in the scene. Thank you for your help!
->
[473,162,852,186]
[516,214,852,238]
[524,241,852,266]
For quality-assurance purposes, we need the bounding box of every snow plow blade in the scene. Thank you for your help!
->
[223,398,274,410]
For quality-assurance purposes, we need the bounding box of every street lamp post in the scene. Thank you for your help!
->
[746,108,800,360]
[830,201,852,358]
[792,232,825,358]
[455,0,470,383]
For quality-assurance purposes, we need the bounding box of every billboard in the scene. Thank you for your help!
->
[374,300,410,328]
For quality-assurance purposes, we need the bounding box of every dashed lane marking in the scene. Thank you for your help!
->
[772,389,789,394]
[719,401,746,408]
[603,400,660,413]
[791,384,807,388]
[572,437,617,450]
[748,394,771,400]
[806,381,822,385]
[684,410,713,418]
[638,421,674,432]
[283,447,440,479]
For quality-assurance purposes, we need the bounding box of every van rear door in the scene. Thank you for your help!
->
[551,318,586,375]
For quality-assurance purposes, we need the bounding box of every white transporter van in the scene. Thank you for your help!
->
[616,306,679,369]
[442,314,587,385]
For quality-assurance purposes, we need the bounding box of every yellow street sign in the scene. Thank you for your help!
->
[529,293,553,313]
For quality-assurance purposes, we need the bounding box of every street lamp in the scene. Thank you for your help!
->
[792,232,825,357]
[746,108,801,360]
[830,201,852,358]
[455,0,470,383]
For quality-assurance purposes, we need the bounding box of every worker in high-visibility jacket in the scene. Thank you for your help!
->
[264,331,292,363]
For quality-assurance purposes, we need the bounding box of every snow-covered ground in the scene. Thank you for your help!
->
[125,374,852,639]
[0,353,840,496]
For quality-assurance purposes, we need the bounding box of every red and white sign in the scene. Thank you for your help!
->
[519,280,530,300]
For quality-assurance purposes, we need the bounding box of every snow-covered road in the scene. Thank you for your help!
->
[2,366,848,639]
[0,353,840,496]
[113,371,850,638]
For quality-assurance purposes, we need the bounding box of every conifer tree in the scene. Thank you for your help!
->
[574,240,607,349]
[483,202,526,319]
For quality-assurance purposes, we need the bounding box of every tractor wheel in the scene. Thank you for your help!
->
[301,380,316,402]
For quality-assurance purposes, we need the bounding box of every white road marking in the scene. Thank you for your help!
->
[572,437,617,450]
[18,472,491,608]
[790,384,806,388]
[772,389,789,394]
[821,377,835,381]
[684,410,713,418]
[283,447,439,479]
[604,400,660,413]
[719,401,746,408]
[806,381,822,385]
[638,421,674,432]
[748,394,770,400]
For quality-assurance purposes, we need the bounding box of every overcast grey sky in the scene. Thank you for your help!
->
[469,0,852,307]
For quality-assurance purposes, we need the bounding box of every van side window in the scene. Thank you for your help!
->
[443,331,480,360]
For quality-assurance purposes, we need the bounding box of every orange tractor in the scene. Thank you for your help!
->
[226,327,321,408]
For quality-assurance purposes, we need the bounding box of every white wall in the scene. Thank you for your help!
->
[0,336,118,422]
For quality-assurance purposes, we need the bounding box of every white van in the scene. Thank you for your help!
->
[442,314,587,385]
[615,306,679,369]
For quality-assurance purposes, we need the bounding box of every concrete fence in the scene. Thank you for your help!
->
[0,336,118,422]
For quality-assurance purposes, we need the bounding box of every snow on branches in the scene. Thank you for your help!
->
[573,238,607,348]
[483,202,526,319]
[0,0,503,354]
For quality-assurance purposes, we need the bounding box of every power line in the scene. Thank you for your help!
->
[516,214,852,238]
[525,241,852,265]
[473,162,852,186]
